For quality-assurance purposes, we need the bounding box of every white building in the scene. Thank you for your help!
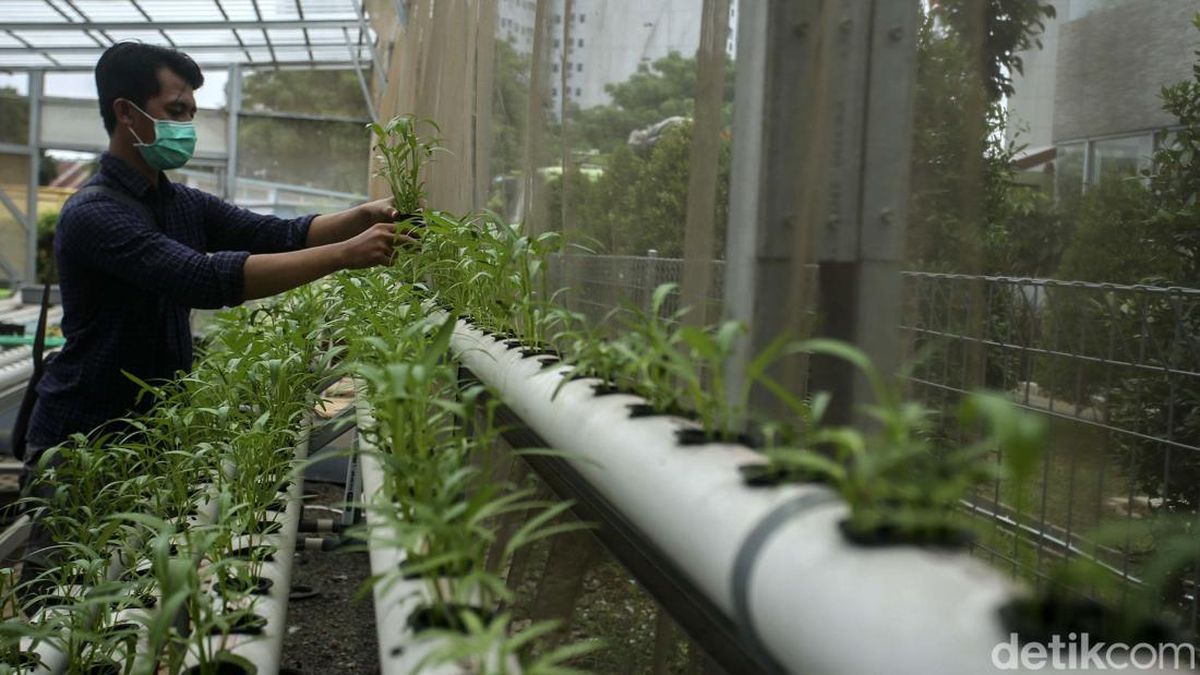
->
[497,0,736,113]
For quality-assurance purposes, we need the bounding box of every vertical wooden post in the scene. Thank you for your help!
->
[680,0,731,327]
[521,0,553,234]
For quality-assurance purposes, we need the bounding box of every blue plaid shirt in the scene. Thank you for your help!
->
[27,152,314,447]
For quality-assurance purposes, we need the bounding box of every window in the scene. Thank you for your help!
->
[553,62,560,72]
[580,13,586,23]
[577,38,584,48]
[552,87,558,97]
[1055,142,1085,204]
[1090,135,1153,185]
[576,62,583,72]
[555,14,561,23]
[575,88,581,97]
[554,38,560,47]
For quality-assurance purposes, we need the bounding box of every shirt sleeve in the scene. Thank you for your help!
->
[58,196,250,310]
[199,189,315,254]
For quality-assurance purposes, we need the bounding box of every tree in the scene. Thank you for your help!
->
[548,122,730,258]
[0,86,27,144]
[236,70,370,194]
[907,2,1064,276]
[490,39,531,179]
[568,51,734,155]
[1101,15,1200,513]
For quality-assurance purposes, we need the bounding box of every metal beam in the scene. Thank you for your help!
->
[722,0,816,421]
[239,108,371,124]
[2,29,61,67]
[0,143,33,155]
[59,0,117,48]
[293,0,315,62]
[0,42,373,55]
[41,0,107,49]
[809,1,919,425]
[224,63,242,201]
[4,19,362,31]
[212,0,254,63]
[248,0,279,67]
[27,70,42,287]
[343,27,377,121]
[129,0,178,48]
[0,60,368,73]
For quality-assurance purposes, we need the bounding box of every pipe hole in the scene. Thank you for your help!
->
[407,603,493,634]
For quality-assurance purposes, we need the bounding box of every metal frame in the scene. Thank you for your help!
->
[0,0,379,71]
[0,0,391,287]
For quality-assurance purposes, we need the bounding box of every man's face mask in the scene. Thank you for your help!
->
[126,100,196,171]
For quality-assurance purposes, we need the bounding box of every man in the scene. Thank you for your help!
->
[19,42,410,590]
[26,41,409,457]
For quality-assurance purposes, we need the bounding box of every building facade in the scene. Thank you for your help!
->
[496,0,736,114]
[1006,0,1200,199]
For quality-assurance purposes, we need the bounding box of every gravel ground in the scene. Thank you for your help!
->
[280,481,379,675]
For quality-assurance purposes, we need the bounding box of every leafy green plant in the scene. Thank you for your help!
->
[759,339,1045,545]
[369,115,442,215]
[413,611,601,675]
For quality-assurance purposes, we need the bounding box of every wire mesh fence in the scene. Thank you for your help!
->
[546,252,1200,632]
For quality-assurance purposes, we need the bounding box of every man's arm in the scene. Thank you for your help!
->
[305,198,400,248]
[202,188,402,253]
[243,222,400,300]
[63,197,408,308]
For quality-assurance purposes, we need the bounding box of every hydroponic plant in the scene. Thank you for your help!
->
[757,339,1046,547]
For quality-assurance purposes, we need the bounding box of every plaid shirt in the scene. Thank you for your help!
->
[27,152,314,448]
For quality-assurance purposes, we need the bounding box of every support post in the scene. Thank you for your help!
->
[721,0,918,427]
[520,0,552,234]
[224,63,242,202]
[26,70,43,288]
[720,1,820,423]
[680,0,731,327]
[810,1,918,425]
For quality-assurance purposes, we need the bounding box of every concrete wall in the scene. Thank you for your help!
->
[1005,0,1064,150]
[1053,0,1200,142]
[567,0,702,110]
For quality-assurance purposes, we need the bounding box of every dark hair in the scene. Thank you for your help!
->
[95,42,204,135]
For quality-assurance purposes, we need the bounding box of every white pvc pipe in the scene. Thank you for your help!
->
[218,426,308,674]
[354,389,462,675]
[445,320,1105,675]
[0,345,32,369]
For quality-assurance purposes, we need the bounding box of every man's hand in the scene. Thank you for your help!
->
[358,197,401,228]
[338,222,419,269]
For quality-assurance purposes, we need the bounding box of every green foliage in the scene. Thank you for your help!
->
[1056,179,1172,284]
[491,39,531,178]
[568,51,734,155]
[908,8,1068,276]
[369,115,442,215]
[931,0,1057,102]
[237,70,370,194]
[1045,16,1200,514]
[1147,14,1200,282]
[548,122,731,257]
[37,209,58,284]
[0,86,28,145]
[761,340,1046,542]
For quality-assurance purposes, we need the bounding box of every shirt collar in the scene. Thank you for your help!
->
[98,151,174,198]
